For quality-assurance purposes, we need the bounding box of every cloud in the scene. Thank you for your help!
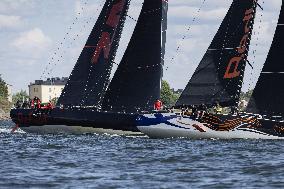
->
[0,0,35,15]
[0,14,22,29]
[0,0,281,93]
[169,6,227,21]
[11,28,52,59]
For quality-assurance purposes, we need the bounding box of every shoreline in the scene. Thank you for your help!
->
[0,109,11,121]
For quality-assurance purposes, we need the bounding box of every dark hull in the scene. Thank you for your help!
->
[10,108,141,134]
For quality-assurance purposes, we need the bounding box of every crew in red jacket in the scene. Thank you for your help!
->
[46,101,53,109]
[31,96,41,109]
[154,99,163,110]
[36,98,41,109]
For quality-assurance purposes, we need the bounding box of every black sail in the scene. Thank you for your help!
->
[102,0,164,113]
[247,2,284,116]
[57,0,130,107]
[176,0,258,107]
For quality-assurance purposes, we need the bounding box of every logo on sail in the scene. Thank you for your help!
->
[91,0,125,64]
[224,4,255,79]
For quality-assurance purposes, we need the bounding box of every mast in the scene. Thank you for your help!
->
[102,0,165,113]
[161,0,168,70]
[247,2,284,116]
[57,0,130,107]
[176,0,258,108]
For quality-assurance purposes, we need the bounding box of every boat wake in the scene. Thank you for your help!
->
[0,128,26,134]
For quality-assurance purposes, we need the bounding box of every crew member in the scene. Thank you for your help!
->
[47,101,53,109]
[32,96,41,109]
[15,100,22,109]
[192,105,197,119]
[214,102,222,114]
[198,103,207,119]
[31,98,35,109]
[230,106,238,115]
[154,99,163,111]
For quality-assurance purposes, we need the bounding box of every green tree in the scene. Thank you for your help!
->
[12,90,29,103]
[51,97,59,105]
[240,90,253,102]
[161,80,179,107]
[0,75,8,100]
[0,75,12,112]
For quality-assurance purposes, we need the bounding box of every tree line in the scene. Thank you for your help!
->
[161,80,180,108]
[0,75,11,112]
[0,75,8,100]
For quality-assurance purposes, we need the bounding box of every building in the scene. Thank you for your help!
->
[29,77,68,103]
[171,88,183,94]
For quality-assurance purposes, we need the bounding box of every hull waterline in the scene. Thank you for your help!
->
[10,108,144,136]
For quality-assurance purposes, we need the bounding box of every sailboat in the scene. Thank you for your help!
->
[137,0,284,139]
[10,0,168,134]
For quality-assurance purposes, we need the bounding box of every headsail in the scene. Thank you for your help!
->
[57,0,130,107]
[176,0,258,107]
[102,0,165,113]
[247,2,284,116]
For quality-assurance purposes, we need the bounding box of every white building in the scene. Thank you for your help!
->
[29,77,68,103]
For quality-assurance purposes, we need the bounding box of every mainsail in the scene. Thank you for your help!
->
[102,0,166,113]
[57,0,130,107]
[247,2,284,116]
[176,0,258,107]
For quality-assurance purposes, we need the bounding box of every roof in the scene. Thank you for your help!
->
[30,77,68,86]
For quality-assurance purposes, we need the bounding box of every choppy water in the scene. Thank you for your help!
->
[1,120,284,189]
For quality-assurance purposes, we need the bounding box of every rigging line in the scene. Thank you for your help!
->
[246,60,254,69]
[42,0,90,77]
[125,0,141,22]
[165,0,206,71]
[47,17,94,77]
[256,2,263,10]
[127,15,137,22]
[40,0,92,80]
[45,0,105,81]
[126,2,161,23]
[46,0,107,81]
[56,1,105,102]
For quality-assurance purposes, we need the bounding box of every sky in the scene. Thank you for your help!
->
[0,0,282,94]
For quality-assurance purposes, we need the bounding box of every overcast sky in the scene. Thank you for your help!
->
[0,0,282,94]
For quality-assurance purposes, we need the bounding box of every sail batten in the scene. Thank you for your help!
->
[247,2,284,116]
[57,0,130,107]
[176,0,258,107]
[102,0,165,113]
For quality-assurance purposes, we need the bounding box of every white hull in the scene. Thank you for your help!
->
[20,125,144,136]
[137,113,283,139]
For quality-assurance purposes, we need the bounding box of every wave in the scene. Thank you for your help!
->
[0,127,26,134]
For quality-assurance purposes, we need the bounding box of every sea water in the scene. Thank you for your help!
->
[0,120,284,188]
